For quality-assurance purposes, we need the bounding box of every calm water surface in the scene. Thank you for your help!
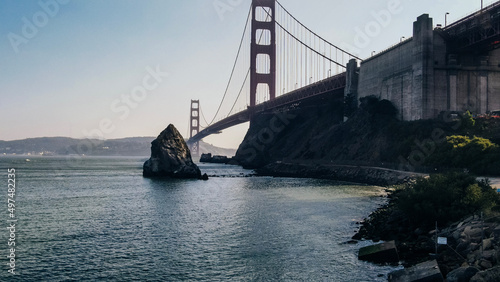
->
[0,156,399,281]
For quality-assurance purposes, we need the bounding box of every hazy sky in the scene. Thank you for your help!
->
[0,0,495,148]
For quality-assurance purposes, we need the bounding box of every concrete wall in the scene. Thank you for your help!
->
[357,39,415,120]
[357,14,435,121]
[352,13,500,121]
[444,48,500,114]
[489,48,500,111]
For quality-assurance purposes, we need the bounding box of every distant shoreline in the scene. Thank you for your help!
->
[0,137,236,158]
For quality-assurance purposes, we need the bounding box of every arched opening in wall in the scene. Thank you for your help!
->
[191,130,198,136]
[256,29,271,45]
[255,6,272,22]
[192,120,198,127]
[256,54,271,74]
[256,83,270,104]
[191,111,198,117]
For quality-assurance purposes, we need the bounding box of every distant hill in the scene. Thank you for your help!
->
[198,141,236,157]
[0,137,236,157]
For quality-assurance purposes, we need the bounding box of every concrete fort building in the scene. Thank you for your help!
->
[345,4,500,120]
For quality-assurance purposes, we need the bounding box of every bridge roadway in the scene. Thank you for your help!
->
[443,1,500,52]
[188,1,500,146]
[187,72,346,144]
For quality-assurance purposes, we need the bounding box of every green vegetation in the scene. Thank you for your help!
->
[380,104,500,175]
[396,172,500,228]
[426,135,500,175]
[461,110,476,131]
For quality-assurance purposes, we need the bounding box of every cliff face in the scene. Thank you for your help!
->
[234,94,344,168]
[235,95,500,175]
[234,96,399,169]
[143,124,201,179]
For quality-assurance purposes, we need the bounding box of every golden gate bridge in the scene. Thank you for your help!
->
[187,0,361,154]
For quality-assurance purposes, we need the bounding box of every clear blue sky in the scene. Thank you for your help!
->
[0,0,495,148]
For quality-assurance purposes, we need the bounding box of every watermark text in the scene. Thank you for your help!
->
[6,168,17,275]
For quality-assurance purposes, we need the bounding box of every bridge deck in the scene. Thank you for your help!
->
[444,1,500,52]
[188,72,346,143]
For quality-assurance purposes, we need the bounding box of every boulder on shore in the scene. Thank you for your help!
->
[470,266,500,282]
[447,266,480,282]
[143,124,201,179]
[358,240,399,264]
[388,260,444,282]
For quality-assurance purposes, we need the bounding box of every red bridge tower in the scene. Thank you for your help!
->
[250,0,276,107]
[189,100,200,156]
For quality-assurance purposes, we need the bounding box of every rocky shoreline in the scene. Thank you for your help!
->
[354,188,500,281]
[255,162,423,186]
[210,155,500,280]
[257,161,500,280]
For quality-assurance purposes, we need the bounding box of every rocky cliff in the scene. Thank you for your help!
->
[143,124,201,179]
[234,96,407,178]
[234,95,500,178]
[234,94,344,168]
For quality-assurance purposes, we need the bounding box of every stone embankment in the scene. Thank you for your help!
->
[256,162,422,186]
[436,215,500,281]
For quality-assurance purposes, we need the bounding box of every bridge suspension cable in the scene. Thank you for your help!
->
[200,0,362,130]
[275,0,360,60]
[204,6,253,127]
[272,0,361,94]
[226,69,250,117]
[198,105,211,129]
[207,5,274,123]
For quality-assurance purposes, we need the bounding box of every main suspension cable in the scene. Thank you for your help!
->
[206,6,252,126]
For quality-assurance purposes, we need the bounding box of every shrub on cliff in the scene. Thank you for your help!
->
[358,95,398,118]
[425,135,500,175]
[396,172,499,228]
[461,110,476,131]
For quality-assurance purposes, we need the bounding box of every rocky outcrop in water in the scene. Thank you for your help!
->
[143,124,201,179]
[200,153,230,164]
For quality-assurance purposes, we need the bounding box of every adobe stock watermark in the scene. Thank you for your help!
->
[81,65,169,147]
[43,65,169,171]
[7,0,70,54]
[213,0,244,21]
[340,0,403,56]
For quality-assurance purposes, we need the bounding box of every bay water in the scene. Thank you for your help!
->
[0,156,400,281]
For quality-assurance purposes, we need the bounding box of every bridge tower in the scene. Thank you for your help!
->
[250,0,276,107]
[189,100,200,156]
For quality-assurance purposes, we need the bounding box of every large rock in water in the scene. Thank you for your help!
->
[143,124,201,179]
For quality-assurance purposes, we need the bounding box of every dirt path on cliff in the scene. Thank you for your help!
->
[286,161,500,189]
[326,166,500,189]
